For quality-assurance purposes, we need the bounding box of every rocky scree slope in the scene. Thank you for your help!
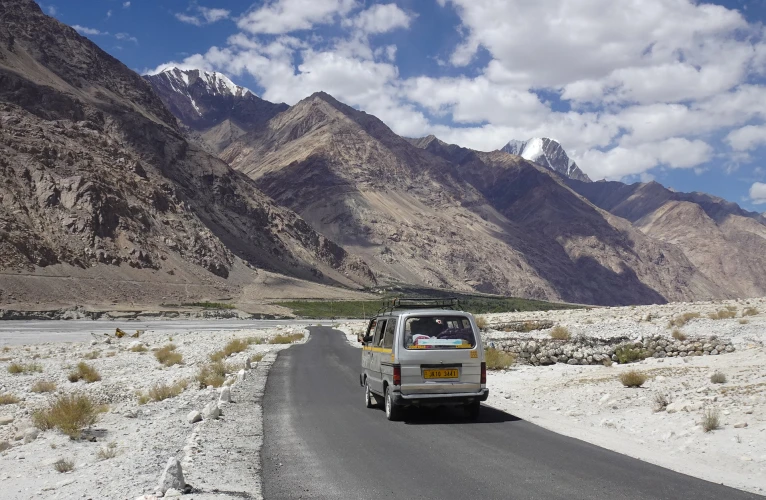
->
[219,93,721,305]
[0,0,374,307]
[144,67,289,154]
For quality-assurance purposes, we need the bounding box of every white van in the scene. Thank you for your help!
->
[359,298,488,421]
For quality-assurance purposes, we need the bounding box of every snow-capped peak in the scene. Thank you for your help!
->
[502,137,591,182]
[159,67,254,98]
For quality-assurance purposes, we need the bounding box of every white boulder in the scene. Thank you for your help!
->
[156,457,185,496]
[219,386,231,403]
[186,411,202,424]
[202,401,220,420]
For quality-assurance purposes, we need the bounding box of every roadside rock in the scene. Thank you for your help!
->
[202,401,220,420]
[734,422,748,429]
[156,457,185,496]
[219,387,231,403]
[186,411,202,424]
[0,415,14,426]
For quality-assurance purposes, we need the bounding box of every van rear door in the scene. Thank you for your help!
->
[399,314,482,395]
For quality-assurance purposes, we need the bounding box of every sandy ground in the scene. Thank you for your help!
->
[0,325,307,499]
[339,298,766,496]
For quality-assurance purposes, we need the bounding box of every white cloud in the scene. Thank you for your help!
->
[123,1,130,8]
[106,9,112,18]
[73,25,107,36]
[346,4,413,35]
[237,0,358,35]
[750,182,766,204]
[44,5,56,16]
[176,6,230,26]
[726,125,766,151]
[115,32,138,44]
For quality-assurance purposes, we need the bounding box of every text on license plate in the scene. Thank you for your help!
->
[423,369,459,379]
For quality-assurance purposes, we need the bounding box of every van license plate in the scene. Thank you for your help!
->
[423,369,459,379]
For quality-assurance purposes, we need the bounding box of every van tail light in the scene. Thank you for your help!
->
[393,365,401,386]
[480,362,486,385]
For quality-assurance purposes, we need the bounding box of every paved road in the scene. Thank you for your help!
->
[0,319,330,345]
[262,326,762,500]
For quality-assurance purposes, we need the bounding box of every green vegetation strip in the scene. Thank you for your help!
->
[277,296,578,319]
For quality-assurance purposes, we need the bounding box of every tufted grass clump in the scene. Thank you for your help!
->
[269,333,304,344]
[246,336,265,345]
[155,344,183,367]
[615,346,647,364]
[82,351,100,360]
[96,442,118,460]
[484,348,516,370]
[7,362,43,374]
[68,362,101,383]
[130,344,148,353]
[549,325,571,340]
[33,393,99,439]
[619,370,647,388]
[710,371,727,384]
[138,379,188,404]
[671,329,687,341]
[667,312,700,328]
[196,360,237,388]
[702,408,721,432]
[31,380,57,393]
[210,338,249,362]
[54,458,75,473]
[0,393,20,405]
[475,316,488,330]
[709,309,736,320]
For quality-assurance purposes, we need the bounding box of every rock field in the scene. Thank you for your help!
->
[0,324,306,499]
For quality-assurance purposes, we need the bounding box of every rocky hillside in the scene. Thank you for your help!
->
[567,179,766,298]
[0,0,374,308]
[144,68,288,153]
[220,93,724,305]
[502,137,591,182]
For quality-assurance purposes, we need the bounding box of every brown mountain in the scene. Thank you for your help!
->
[143,68,288,153]
[0,0,374,308]
[566,179,766,298]
[220,93,724,305]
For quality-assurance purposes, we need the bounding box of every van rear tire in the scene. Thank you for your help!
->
[385,386,402,421]
[465,401,481,421]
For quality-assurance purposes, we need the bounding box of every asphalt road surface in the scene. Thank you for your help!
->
[262,326,762,500]
[0,319,330,345]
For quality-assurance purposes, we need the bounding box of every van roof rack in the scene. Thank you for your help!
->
[377,297,459,315]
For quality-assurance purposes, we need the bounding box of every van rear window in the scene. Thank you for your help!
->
[403,316,476,350]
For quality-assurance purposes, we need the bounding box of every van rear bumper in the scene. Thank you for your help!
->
[393,388,489,406]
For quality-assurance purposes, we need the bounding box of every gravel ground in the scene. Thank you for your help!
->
[0,325,306,499]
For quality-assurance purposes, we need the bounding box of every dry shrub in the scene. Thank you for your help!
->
[96,442,118,460]
[475,316,488,330]
[742,307,759,317]
[68,362,101,383]
[31,380,57,393]
[0,393,20,405]
[33,393,99,439]
[7,362,43,374]
[129,344,147,353]
[484,348,516,370]
[210,338,250,362]
[246,337,265,345]
[653,393,669,412]
[550,325,571,340]
[269,333,304,344]
[197,360,236,388]
[250,353,265,364]
[739,319,749,325]
[82,351,100,360]
[708,309,736,320]
[155,344,183,367]
[619,370,647,388]
[54,459,74,473]
[671,329,687,341]
[615,346,646,364]
[702,408,720,432]
[667,312,700,328]
[138,379,188,404]
[710,371,726,384]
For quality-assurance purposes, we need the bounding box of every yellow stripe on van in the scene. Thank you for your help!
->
[363,347,393,353]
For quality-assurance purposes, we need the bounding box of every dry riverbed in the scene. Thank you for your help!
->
[339,297,766,496]
[0,325,307,499]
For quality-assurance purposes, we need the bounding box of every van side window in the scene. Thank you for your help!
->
[373,319,386,347]
[382,319,396,349]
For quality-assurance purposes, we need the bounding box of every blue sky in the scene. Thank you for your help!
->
[44,0,766,212]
